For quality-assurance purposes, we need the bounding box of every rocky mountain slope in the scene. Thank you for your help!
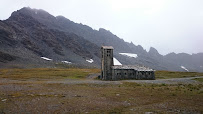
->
[0,7,100,68]
[0,7,202,72]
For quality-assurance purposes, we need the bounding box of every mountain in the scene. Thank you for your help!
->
[0,7,100,68]
[0,7,203,72]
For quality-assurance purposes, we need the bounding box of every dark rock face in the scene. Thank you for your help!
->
[0,51,16,63]
[0,7,202,72]
[0,7,100,68]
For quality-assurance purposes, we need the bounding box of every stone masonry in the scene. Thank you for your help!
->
[101,46,155,81]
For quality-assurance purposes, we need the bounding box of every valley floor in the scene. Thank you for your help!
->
[0,68,203,113]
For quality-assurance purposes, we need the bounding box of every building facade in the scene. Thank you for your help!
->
[101,46,155,81]
[101,46,114,80]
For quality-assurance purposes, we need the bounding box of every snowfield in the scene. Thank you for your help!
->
[113,57,122,65]
[62,61,72,64]
[86,59,94,63]
[41,57,52,61]
[181,66,189,72]
[119,53,138,58]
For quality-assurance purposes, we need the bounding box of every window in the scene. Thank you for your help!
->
[107,50,111,56]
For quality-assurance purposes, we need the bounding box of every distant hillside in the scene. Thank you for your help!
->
[0,7,202,72]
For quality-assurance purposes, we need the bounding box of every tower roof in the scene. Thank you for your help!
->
[101,46,114,49]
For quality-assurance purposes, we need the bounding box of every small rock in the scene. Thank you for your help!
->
[74,95,82,97]
[2,99,7,102]
[145,112,153,114]
[116,94,120,96]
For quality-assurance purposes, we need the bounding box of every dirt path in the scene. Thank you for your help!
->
[124,76,202,84]
[0,74,202,85]
[45,76,202,85]
[86,73,202,84]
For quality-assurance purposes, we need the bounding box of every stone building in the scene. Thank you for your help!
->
[101,46,155,81]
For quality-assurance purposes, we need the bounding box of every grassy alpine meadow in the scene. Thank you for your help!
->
[193,77,203,82]
[0,68,203,113]
[0,68,100,80]
[155,70,203,79]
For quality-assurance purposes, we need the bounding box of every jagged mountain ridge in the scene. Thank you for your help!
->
[0,7,101,68]
[0,7,202,72]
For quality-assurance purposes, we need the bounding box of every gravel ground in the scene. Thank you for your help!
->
[124,76,203,84]
[45,76,202,85]
[0,74,202,113]
[0,73,202,85]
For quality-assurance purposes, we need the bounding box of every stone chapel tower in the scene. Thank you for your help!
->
[101,46,114,80]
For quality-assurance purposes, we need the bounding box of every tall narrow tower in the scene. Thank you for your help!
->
[101,46,114,80]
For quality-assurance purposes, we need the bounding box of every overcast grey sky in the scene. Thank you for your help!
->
[0,0,203,55]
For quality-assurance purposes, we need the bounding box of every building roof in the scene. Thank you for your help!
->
[112,65,154,71]
[101,46,114,49]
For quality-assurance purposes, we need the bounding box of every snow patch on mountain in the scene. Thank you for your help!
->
[41,57,52,61]
[181,66,189,72]
[86,59,94,63]
[62,61,71,64]
[113,57,122,65]
[119,53,138,58]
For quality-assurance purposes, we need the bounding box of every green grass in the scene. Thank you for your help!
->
[155,71,203,79]
[1,69,202,80]
[0,68,100,80]
[193,78,203,82]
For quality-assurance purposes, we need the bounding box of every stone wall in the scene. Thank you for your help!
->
[101,46,114,80]
[112,69,155,80]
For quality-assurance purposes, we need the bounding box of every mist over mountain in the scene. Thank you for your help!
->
[0,7,202,72]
